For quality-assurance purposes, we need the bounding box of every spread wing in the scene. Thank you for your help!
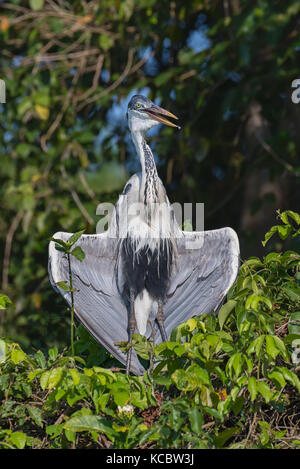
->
[49,227,239,375]
[162,228,240,337]
[48,232,145,375]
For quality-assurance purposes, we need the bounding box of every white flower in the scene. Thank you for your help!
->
[117,404,135,416]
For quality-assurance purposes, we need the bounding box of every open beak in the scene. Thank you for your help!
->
[144,104,180,129]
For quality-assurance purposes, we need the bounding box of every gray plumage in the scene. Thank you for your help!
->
[48,95,240,375]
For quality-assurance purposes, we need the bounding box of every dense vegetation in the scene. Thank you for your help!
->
[0,0,299,348]
[0,0,299,450]
[0,211,299,449]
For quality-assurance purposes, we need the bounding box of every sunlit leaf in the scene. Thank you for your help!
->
[29,0,44,10]
[34,104,49,120]
[218,300,237,329]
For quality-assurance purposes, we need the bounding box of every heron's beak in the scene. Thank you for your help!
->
[144,104,180,129]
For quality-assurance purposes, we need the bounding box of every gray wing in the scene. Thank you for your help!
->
[159,227,240,338]
[49,226,239,375]
[48,231,145,375]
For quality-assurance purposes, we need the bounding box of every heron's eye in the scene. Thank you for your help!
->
[136,103,141,108]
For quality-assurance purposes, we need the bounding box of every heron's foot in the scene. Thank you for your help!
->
[157,299,168,342]
[126,288,136,375]
[126,347,132,375]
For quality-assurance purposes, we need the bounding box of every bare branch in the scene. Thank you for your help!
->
[2,210,24,290]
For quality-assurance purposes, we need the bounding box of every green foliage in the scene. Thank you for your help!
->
[0,0,300,450]
[0,294,13,310]
[1,0,300,350]
[1,213,299,449]
[262,210,300,246]
[50,230,86,356]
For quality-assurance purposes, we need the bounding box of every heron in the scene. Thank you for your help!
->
[49,94,239,375]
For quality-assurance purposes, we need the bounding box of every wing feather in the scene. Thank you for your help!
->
[48,227,239,375]
[162,228,239,337]
[48,232,145,375]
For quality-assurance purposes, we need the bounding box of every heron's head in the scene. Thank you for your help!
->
[127,95,180,134]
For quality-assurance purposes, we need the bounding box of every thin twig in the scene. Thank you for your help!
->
[256,134,300,177]
[75,54,104,103]
[2,210,24,290]
[244,412,257,448]
[40,90,73,152]
[67,252,75,357]
[76,48,135,111]
[60,165,95,226]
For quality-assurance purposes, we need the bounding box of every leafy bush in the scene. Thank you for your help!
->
[2,0,300,351]
[0,211,299,449]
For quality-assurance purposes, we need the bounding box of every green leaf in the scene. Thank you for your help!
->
[68,230,85,246]
[272,336,289,360]
[256,381,273,403]
[17,98,31,117]
[244,257,264,268]
[265,335,280,360]
[227,353,243,378]
[258,421,270,446]
[171,369,190,391]
[248,377,257,401]
[202,406,222,421]
[187,364,210,385]
[282,283,300,302]
[47,368,63,389]
[288,312,300,335]
[66,393,83,406]
[46,423,64,438]
[55,281,77,292]
[247,335,265,360]
[69,368,81,385]
[40,371,50,390]
[281,210,300,225]
[65,429,76,442]
[215,427,240,448]
[34,350,47,368]
[132,334,152,360]
[245,295,272,311]
[71,246,86,261]
[264,252,282,264]
[50,237,69,249]
[27,405,43,427]
[64,415,117,441]
[278,224,292,240]
[48,347,58,362]
[0,339,7,363]
[98,34,114,51]
[218,300,237,329]
[268,371,286,388]
[33,90,50,107]
[0,293,13,310]
[110,384,130,407]
[279,368,300,392]
[29,0,44,11]
[188,407,203,434]
[185,317,197,331]
[262,225,280,246]
[9,431,26,449]
[11,348,26,364]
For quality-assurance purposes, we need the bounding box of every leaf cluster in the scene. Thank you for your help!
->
[1,211,299,449]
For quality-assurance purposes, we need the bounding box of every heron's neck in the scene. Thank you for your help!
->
[131,130,159,204]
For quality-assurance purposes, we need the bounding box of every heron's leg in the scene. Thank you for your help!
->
[157,298,168,342]
[126,288,136,374]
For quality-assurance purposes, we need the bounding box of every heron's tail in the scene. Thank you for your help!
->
[134,289,154,336]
